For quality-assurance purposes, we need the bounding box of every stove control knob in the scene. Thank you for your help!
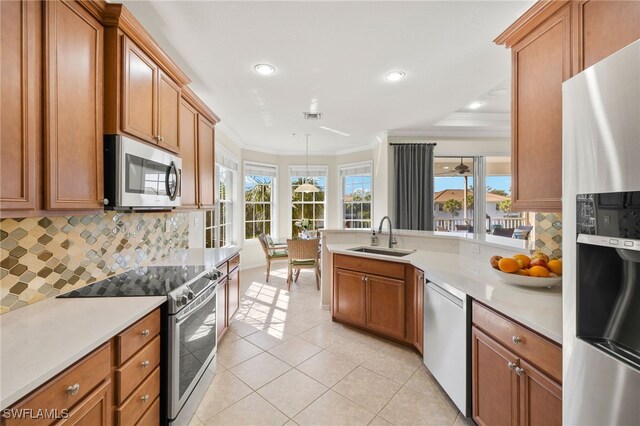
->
[187,290,195,300]
[179,295,189,306]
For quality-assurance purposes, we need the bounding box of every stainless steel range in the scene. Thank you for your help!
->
[59,264,223,425]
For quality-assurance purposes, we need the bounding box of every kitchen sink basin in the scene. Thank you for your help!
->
[348,246,416,257]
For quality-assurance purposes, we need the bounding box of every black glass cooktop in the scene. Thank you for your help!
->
[57,265,212,298]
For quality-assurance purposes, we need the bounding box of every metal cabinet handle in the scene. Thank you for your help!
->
[66,383,80,396]
[512,336,522,344]
[515,367,525,376]
[102,198,109,205]
[141,329,150,337]
[507,362,516,371]
[140,360,150,368]
[141,394,149,402]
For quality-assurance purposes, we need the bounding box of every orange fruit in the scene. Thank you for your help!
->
[529,266,550,277]
[516,269,530,276]
[547,259,562,275]
[513,254,531,268]
[531,251,549,263]
[498,258,519,273]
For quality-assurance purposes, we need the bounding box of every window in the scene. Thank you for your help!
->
[205,150,238,248]
[340,162,373,229]
[433,157,475,232]
[290,166,327,235]
[244,162,277,240]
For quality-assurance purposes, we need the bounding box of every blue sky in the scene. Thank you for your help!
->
[435,176,511,194]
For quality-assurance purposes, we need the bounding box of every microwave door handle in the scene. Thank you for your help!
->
[176,168,182,197]
[166,161,178,201]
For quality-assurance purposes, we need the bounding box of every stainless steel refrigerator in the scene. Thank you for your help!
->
[563,40,640,425]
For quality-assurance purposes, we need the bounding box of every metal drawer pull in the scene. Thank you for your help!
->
[140,360,150,368]
[512,335,522,344]
[141,329,150,337]
[141,394,149,402]
[507,362,516,371]
[515,367,525,376]
[66,383,80,396]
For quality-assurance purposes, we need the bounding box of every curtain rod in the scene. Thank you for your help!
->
[389,142,437,146]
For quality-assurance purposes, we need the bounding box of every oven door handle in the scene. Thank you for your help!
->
[175,284,217,324]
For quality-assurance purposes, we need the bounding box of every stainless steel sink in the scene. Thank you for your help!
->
[347,246,415,257]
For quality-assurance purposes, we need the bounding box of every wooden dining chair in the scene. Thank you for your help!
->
[286,239,320,291]
[258,233,288,282]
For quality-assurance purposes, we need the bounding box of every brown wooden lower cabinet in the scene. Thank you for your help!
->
[228,267,240,320]
[57,380,112,426]
[471,301,562,426]
[216,276,229,341]
[333,268,367,326]
[366,274,405,339]
[216,254,242,343]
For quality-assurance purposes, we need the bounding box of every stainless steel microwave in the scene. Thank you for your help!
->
[104,135,181,210]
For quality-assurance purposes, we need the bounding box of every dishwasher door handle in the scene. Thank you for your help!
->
[426,281,464,308]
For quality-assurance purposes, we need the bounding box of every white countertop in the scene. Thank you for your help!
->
[328,244,562,344]
[152,246,242,268]
[0,295,165,409]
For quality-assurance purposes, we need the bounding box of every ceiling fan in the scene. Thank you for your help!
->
[436,157,471,176]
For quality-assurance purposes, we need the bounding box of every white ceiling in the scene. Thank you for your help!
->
[122,1,533,154]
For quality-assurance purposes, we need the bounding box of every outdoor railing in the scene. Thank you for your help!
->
[434,217,527,232]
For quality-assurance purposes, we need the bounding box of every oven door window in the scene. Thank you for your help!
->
[125,154,171,196]
[177,291,217,400]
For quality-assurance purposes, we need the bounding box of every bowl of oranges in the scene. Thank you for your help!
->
[489,252,562,288]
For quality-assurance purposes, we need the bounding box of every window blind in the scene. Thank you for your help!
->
[244,162,277,177]
[289,165,328,177]
[340,162,372,177]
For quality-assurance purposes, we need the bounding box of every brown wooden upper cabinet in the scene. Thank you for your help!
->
[121,36,180,154]
[179,98,199,208]
[0,0,41,213]
[496,0,640,212]
[45,0,104,211]
[197,116,216,208]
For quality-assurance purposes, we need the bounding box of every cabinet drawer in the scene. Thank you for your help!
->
[228,254,240,273]
[472,302,562,382]
[116,335,160,404]
[117,309,160,365]
[116,367,160,426]
[6,343,110,426]
[135,397,160,426]
[333,254,405,280]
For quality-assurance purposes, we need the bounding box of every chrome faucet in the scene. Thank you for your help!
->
[378,216,398,249]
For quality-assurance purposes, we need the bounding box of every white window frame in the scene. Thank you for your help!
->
[243,161,278,241]
[338,161,373,230]
[206,147,238,248]
[216,164,235,247]
[288,165,329,236]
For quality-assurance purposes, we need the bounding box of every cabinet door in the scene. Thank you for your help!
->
[332,268,366,326]
[472,326,519,426]
[216,278,228,342]
[510,4,571,212]
[228,268,240,322]
[45,0,103,210]
[197,116,215,208]
[366,274,405,339]
[573,0,640,72]
[0,0,40,212]
[519,360,562,426]
[179,98,199,208]
[122,36,157,144]
[414,269,424,353]
[56,380,112,426]
[157,70,180,154]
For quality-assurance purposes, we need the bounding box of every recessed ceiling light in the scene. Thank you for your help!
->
[466,101,485,109]
[254,64,275,75]
[385,71,405,81]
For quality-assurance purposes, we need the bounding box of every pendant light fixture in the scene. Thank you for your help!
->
[295,134,319,193]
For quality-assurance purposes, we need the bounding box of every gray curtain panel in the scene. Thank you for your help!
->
[393,143,436,230]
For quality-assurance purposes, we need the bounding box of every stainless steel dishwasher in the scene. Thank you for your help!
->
[423,279,469,416]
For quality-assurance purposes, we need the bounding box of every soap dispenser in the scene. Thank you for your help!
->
[370,229,379,246]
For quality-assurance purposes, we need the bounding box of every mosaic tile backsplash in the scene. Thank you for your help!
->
[534,212,562,259]
[0,211,189,313]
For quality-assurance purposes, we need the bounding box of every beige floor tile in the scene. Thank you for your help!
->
[268,337,323,366]
[368,416,393,426]
[293,390,375,426]
[258,369,328,418]
[195,371,253,421]
[219,330,241,344]
[188,414,204,426]
[269,318,319,337]
[205,393,288,426]
[245,329,292,350]
[361,349,421,385]
[228,319,262,337]
[404,365,448,398]
[296,350,358,387]
[378,386,458,426]
[283,421,299,426]
[454,413,474,426]
[230,351,292,390]
[325,337,380,365]
[216,338,263,368]
[333,366,401,414]
[297,324,343,349]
